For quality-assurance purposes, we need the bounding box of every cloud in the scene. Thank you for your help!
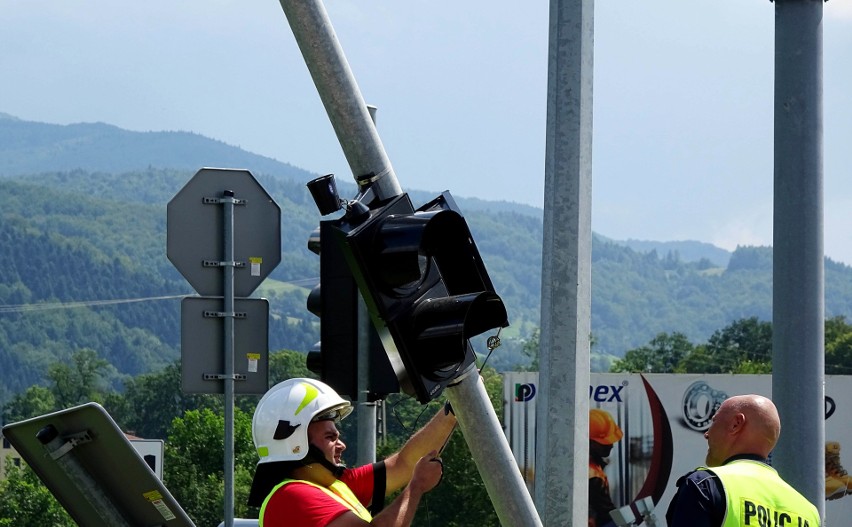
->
[709,205,773,253]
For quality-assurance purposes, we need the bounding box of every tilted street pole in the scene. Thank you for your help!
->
[277,1,542,524]
[277,0,401,205]
[447,369,543,526]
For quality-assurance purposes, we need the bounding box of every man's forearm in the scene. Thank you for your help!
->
[384,408,456,492]
[400,409,456,463]
[369,485,425,527]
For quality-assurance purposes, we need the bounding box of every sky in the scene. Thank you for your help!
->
[2,1,852,263]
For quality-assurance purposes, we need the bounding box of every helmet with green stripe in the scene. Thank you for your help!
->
[252,378,353,464]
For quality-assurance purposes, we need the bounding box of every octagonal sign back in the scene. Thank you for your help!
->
[168,168,281,297]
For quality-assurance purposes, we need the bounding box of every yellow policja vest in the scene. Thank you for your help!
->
[702,460,820,527]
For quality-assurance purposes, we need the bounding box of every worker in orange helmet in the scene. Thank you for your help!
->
[589,408,624,527]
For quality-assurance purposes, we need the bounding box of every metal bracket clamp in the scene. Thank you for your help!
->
[47,430,94,460]
[202,196,247,206]
[202,260,246,269]
[202,310,247,319]
[203,373,247,382]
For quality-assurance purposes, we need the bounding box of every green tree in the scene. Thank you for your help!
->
[520,327,540,371]
[521,328,613,372]
[49,348,111,408]
[107,349,315,440]
[614,319,773,374]
[164,407,256,527]
[611,332,695,373]
[0,458,73,527]
[676,345,714,373]
[700,317,772,373]
[2,385,55,423]
[107,360,220,439]
[826,316,852,375]
[733,360,772,374]
[269,348,316,384]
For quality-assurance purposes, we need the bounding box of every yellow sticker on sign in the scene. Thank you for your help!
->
[250,257,262,276]
[143,490,163,501]
[247,353,260,373]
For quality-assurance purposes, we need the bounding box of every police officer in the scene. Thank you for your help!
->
[666,394,821,527]
[247,378,455,526]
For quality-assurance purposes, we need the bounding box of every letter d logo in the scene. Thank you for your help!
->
[515,383,537,402]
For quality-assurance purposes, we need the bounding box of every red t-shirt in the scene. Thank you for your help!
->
[261,464,376,527]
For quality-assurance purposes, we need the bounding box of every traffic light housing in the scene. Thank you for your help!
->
[306,221,398,400]
[333,191,509,403]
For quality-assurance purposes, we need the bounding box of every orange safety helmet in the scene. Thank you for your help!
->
[589,408,623,445]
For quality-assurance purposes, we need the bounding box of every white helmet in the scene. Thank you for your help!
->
[252,378,353,464]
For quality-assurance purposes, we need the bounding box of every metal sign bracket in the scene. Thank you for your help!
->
[46,430,94,460]
[202,373,247,382]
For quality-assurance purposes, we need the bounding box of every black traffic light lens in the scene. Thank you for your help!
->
[375,214,432,293]
[409,292,508,380]
[306,345,322,375]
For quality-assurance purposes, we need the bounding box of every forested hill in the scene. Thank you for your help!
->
[3,115,852,407]
[0,113,541,219]
[0,112,315,181]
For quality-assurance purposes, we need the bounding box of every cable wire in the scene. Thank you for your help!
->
[0,294,187,314]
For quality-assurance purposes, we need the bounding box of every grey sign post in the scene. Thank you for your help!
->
[167,167,281,527]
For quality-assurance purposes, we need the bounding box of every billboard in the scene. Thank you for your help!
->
[503,373,852,526]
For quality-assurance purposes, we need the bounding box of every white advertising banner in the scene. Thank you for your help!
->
[503,373,852,526]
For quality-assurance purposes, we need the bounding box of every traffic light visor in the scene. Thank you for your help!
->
[410,291,507,379]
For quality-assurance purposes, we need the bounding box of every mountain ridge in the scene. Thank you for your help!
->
[12,115,851,404]
[0,113,730,265]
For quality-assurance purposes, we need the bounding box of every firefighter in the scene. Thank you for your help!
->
[247,378,455,526]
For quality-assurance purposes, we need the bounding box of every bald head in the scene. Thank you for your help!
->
[704,394,781,466]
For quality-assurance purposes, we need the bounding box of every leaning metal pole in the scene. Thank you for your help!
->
[279,0,395,470]
[277,0,402,204]
[771,0,825,519]
[447,369,543,526]
[276,1,542,524]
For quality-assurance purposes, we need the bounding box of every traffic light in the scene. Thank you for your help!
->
[334,190,509,403]
[305,221,398,400]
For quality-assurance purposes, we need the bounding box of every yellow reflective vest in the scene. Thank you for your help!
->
[259,478,373,526]
[702,460,820,527]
